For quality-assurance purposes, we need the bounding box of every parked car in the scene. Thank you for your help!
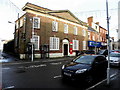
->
[76,50,95,56]
[61,55,107,83]
[111,50,120,53]
[106,52,120,67]
[76,51,84,56]
[97,49,108,57]
[84,50,95,54]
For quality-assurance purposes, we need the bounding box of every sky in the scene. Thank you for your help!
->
[0,0,119,41]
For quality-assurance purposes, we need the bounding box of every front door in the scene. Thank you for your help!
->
[64,44,68,55]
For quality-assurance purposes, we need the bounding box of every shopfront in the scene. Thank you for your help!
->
[88,41,102,52]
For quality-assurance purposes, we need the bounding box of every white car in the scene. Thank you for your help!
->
[106,52,120,67]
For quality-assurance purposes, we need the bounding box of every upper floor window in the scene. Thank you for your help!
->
[64,24,68,33]
[52,21,58,32]
[93,35,95,41]
[33,17,40,28]
[100,36,102,41]
[82,29,86,36]
[74,26,78,35]
[50,37,59,50]
[88,32,90,39]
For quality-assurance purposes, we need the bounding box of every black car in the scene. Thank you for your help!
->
[61,55,107,83]
[76,50,95,56]
[84,50,95,54]
[97,49,108,57]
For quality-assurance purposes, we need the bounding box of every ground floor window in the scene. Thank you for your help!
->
[50,37,59,50]
[83,41,86,50]
[73,40,79,50]
[33,35,39,50]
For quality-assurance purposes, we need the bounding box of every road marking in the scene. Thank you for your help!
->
[86,73,118,90]
[2,67,10,70]
[18,64,47,69]
[50,62,62,65]
[3,86,14,89]
[54,75,62,79]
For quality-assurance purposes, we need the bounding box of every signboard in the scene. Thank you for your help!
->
[88,41,101,47]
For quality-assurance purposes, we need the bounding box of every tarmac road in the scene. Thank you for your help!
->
[2,58,119,89]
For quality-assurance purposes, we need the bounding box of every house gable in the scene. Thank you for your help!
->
[48,10,80,23]
[22,2,52,12]
[22,2,87,27]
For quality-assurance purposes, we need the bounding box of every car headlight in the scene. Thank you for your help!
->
[75,69,87,74]
[62,65,65,69]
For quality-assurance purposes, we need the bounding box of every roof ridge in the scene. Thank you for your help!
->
[22,2,52,11]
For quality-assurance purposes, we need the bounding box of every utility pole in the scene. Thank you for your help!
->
[106,0,110,85]
[17,13,20,55]
[31,18,34,62]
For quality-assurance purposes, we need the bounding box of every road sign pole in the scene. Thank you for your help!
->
[31,18,34,62]
[106,0,110,85]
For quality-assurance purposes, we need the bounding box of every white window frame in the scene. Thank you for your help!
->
[74,26,78,35]
[82,29,86,36]
[64,24,68,33]
[73,40,79,50]
[33,17,40,29]
[52,21,58,32]
[93,35,95,41]
[33,35,40,50]
[83,41,86,50]
[50,37,59,50]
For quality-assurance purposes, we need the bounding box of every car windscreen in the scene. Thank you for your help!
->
[74,55,95,65]
[98,50,105,54]
[85,51,95,54]
[110,53,120,57]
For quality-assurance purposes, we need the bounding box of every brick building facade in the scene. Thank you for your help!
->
[14,3,107,59]
[87,16,107,51]
[15,3,89,59]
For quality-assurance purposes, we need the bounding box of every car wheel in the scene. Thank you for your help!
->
[85,75,93,84]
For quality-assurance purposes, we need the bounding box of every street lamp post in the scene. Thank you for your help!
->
[30,18,34,62]
[106,0,110,85]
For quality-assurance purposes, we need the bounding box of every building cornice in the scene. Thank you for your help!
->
[22,3,88,28]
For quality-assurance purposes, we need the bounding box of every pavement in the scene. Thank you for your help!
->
[1,52,120,90]
[0,52,75,65]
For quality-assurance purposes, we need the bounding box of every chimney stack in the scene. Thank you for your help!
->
[95,22,99,25]
[87,16,93,27]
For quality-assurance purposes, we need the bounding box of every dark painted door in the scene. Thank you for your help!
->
[64,44,68,55]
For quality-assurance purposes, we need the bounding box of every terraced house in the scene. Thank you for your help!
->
[14,3,107,59]
[87,16,107,52]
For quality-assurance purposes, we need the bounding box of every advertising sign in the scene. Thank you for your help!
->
[88,41,101,47]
